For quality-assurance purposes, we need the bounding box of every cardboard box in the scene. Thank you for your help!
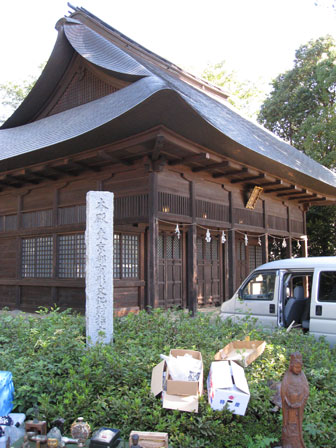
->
[214,340,266,367]
[151,349,203,412]
[207,361,250,415]
[129,431,168,448]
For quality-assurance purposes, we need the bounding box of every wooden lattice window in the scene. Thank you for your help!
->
[249,246,263,271]
[197,236,219,261]
[113,234,139,279]
[0,215,17,232]
[22,237,53,278]
[58,234,85,278]
[58,205,86,226]
[22,210,53,229]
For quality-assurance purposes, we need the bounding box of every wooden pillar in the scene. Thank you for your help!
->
[228,229,236,298]
[228,191,236,297]
[303,210,308,257]
[262,200,269,263]
[303,236,308,258]
[287,206,293,258]
[261,234,269,264]
[147,172,159,310]
[187,181,197,316]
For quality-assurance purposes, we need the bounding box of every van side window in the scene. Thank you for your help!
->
[318,271,336,302]
[241,272,276,301]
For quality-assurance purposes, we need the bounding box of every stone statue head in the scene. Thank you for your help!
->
[289,352,303,375]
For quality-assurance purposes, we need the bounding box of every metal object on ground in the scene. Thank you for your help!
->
[70,418,91,448]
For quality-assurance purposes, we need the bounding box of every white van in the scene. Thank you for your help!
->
[220,257,336,346]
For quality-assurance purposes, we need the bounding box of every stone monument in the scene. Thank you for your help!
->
[85,191,114,345]
[281,352,309,448]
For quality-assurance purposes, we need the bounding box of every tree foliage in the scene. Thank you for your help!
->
[202,61,266,119]
[0,65,42,123]
[258,36,336,169]
[258,36,336,256]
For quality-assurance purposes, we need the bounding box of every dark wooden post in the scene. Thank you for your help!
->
[261,234,269,264]
[228,192,236,297]
[228,229,236,298]
[147,172,159,310]
[287,206,293,258]
[188,181,197,316]
[262,199,269,264]
[303,210,308,257]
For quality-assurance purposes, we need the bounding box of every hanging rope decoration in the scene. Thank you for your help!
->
[205,229,212,243]
[157,218,307,247]
[221,231,227,244]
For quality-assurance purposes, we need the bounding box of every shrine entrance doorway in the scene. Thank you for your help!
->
[158,232,183,309]
[197,235,223,307]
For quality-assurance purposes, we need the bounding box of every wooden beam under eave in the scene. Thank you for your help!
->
[168,152,210,166]
[47,165,79,177]
[260,179,282,188]
[277,189,306,198]
[264,184,295,193]
[231,173,266,184]
[288,194,317,201]
[24,168,59,181]
[98,150,133,166]
[192,160,229,173]
[213,167,248,179]
[0,176,22,188]
[299,197,327,204]
[70,160,101,173]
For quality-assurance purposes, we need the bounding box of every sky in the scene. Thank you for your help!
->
[0,0,336,95]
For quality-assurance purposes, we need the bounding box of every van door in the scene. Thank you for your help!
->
[234,270,279,328]
[310,269,336,346]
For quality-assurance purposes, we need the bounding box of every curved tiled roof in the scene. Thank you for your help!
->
[1,10,336,197]
[63,19,151,79]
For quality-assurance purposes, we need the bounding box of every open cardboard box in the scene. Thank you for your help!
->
[207,360,250,415]
[151,349,203,412]
[214,340,266,367]
[129,431,168,448]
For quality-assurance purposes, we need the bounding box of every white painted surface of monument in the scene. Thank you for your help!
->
[85,191,114,345]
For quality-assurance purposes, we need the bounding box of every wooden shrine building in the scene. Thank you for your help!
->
[1,5,336,314]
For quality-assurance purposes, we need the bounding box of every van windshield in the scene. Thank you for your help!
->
[240,271,276,301]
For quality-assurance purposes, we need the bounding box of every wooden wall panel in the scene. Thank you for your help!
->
[158,171,189,196]
[21,286,53,309]
[0,193,17,214]
[104,174,149,195]
[22,188,53,211]
[266,199,287,218]
[114,286,139,308]
[230,190,245,208]
[0,286,16,307]
[290,206,304,220]
[58,179,97,206]
[0,238,17,278]
[58,287,85,310]
[195,181,229,203]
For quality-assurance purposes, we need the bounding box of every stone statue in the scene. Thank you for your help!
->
[281,352,309,448]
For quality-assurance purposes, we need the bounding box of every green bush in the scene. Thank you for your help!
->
[0,308,335,447]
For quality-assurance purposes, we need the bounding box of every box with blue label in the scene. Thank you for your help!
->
[0,371,14,416]
[207,361,250,416]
